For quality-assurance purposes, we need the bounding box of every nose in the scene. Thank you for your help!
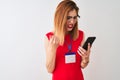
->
[70,19,74,24]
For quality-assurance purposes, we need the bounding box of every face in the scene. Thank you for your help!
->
[66,9,78,32]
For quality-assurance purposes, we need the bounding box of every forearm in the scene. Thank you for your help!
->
[46,48,56,73]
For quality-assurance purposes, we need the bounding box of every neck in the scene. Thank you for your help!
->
[66,31,71,35]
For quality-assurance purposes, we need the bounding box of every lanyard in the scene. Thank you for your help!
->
[66,35,72,52]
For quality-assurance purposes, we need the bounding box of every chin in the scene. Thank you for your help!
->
[67,28,73,32]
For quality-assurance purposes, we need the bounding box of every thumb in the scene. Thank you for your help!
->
[87,43,91,51]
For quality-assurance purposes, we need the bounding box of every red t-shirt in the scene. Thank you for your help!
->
[46,30,84,80]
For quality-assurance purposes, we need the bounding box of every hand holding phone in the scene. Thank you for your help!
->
[82,37,96,50]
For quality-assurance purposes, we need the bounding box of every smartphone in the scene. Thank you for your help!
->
[82,37,96,50]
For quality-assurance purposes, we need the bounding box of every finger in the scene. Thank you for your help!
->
[79,47,86,54]
[78,47,85,56]
[53,36,57,44]
[87,43,91,55]
[87,43,91,52]
[50,36,54,43]
[50,36,56,44]
[77,50,84,56]
[53,36,59,44]
[55,36,59,44]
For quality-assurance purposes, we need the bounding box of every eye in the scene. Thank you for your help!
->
[67,16,72,20]
[73,16,77,19]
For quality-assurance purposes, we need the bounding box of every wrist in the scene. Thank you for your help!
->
[81,59,89,64]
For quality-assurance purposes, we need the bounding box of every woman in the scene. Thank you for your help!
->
[44,0,91,80]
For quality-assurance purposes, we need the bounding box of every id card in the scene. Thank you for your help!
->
[65,52,76,64]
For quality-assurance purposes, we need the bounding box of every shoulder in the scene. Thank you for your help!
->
[45,31,54,40]
[44,32,53,48]
[78,30,85,45]
[78,30,84,37]
[78,29,85,42]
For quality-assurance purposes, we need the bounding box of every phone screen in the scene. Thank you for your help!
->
[82,37,96,50]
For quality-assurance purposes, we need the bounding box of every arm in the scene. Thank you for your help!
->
[80,45,90,69]
[44,35,59,73]
[78,34,91,69]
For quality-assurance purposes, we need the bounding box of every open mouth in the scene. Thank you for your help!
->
[68,24,73,28]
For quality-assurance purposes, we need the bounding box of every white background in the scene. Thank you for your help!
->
[0,0,120,80]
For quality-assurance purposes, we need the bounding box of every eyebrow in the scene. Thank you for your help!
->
[67,15,80,19]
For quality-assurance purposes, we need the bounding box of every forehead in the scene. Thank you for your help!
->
[68,9,77,16]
